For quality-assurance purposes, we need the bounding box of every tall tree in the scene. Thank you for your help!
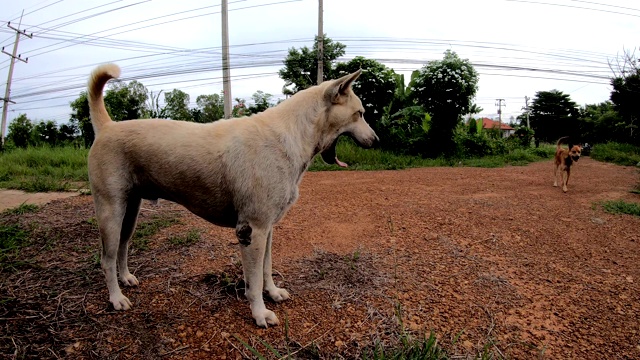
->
[104,80,149,121]
[163,89,192,121]
[610,70,640,144]
[233,98,248,118]
[278,35,346,93]
[410,50,480,156]
[69,91,94,148]
[7,114,33,148]
[334,57,397,134]
[578,101,625,144]
[32,120,60,147]
[196,93,225,122]
[247,91,274,115]
[529,90,579,146]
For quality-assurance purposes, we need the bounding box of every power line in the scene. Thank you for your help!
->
[506,0,640,17]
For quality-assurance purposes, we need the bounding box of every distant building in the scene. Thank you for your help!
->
[477,117,515,138]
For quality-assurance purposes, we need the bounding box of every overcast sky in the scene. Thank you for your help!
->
[1,0,639,125]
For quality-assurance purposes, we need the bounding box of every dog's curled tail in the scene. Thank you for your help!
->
[556,136,572,149]
[88,63,121,134]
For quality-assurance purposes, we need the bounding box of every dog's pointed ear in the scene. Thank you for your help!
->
[325,69,362,104]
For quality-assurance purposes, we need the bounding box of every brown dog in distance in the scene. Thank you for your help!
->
[553,136,581,192]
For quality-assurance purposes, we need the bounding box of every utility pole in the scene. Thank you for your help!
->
[522,96,531,128]
[316,0,323,85]
[221,0,232,119]
[1,17,32,148]
[495,98,505,136]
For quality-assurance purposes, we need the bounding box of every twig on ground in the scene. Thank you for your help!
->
[160,345,190,357]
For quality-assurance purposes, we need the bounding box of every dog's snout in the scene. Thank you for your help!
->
[372,134,380,147]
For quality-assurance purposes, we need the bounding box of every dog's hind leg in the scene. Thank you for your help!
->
[263,228,290,302]
[553,164,559,187]
[236,221,280,327]
[117,196,142,287]
[95,194,132,310]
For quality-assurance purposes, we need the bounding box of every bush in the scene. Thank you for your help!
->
[591,142,640,166]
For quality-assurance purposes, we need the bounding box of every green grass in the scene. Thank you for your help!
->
[308,139,453,171]
[132,215,181,250]
[310,139,555,171]
[0,146,89,192]
[362,332,449,360]
[590,142,640,167]
[1,203,39,216]
[168,229,201,246]
[600,200,640,217]
[0,141,557,193]
[0,223,31,270]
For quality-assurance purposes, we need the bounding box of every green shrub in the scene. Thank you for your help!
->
[591,142,640,166]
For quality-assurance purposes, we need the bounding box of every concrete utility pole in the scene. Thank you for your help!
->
[1,17,32,148]
[316,0,323,85]
[522,96,531,128]
[221,0,232,119]
[495,98,505,134]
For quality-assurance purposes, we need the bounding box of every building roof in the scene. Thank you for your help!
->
[478,118,515,131]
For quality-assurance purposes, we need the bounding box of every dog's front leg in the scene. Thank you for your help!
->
[263,229,290,302]
[236,221,280,327]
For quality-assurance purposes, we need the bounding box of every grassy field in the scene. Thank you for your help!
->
[1,142,556,192]
[0,146,89,192]
[590,142,640,167]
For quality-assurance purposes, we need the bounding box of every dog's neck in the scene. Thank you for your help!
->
[256,89,328,175]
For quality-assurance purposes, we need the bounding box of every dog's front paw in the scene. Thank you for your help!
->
[120,273,139,286]
[563,186,568,193]
[267,287,290,303]
[253,309,280,328]
[553,182,558,187]
[110,294,132,310]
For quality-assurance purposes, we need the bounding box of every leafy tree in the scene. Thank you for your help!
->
[468,103,484,116]
[104,80,148,121]
[163,89,192,121]
[58,122,78,143]
[334,57,397,134]
[247,91,274,115]
[32,120,60,146]
[196,93,224,122]
[379,106,430,155]
[146,90,166,118]
[7,114,33,148]
[578,101,625,144]
[278,35,346,93]
[410,50,480,156]
[70,91,94,148]
[468,118,478,135]
[610,70,640,144]
[233,98,248,117]
[512,126,535,147]
[529,90,579,146]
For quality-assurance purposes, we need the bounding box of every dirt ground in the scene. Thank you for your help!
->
[1,158,639,359]
[0,189,78,212]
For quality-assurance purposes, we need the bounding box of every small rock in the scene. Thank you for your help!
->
[335,340,344,347]
[65,342,81,354]
[591,217,605,225]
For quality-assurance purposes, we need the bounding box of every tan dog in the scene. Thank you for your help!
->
[87,64,378,327]
[553,136,581,192]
